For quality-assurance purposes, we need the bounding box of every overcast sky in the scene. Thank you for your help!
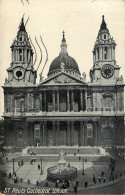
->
[0,0,125,117]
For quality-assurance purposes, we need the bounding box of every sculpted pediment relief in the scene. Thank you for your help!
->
[42,74,84,85]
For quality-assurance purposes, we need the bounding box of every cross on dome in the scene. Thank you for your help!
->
[62,30,66,42]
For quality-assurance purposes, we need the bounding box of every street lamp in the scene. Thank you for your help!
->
[40,157,43,175]
[13,158,15,175]
[82,158,85,175]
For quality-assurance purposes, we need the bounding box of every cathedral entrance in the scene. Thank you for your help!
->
[16,128,24,147]
[103,127,113,146]
[59,91,67,112]
[47,122,53,146]
[73,122,79,146]
[59,122,66,145]
[87,123,93,146]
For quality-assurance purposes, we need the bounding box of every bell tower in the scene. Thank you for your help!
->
[90,15,123,84]
[5,18,36,86]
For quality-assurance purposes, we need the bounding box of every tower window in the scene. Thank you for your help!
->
[104,34,106,39]
[97,48,99,60]
[20,37,22,41]
[19,49,23,61]
[104,47,107,59]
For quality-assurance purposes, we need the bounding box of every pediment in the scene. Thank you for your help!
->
[40,72,87,85]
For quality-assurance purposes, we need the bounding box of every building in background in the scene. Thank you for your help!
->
[2,16,124,149]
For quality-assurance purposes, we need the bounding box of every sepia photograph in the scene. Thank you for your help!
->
[0,0,125,194]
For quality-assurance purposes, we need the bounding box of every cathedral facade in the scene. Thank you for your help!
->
[2,16,124,148]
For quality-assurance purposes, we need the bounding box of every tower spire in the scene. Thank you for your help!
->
[19,17,26,32]
[100,15,107,31]
[60,31,67,54]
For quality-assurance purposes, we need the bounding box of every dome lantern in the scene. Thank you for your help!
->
[47,32,81,77]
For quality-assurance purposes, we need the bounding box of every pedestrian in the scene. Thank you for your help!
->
[45,181,48,187]
[112,175,114,181]
[109,175,112,181]
[101,171,104,177]
[8,172,11,178]
[76,179,79,187]
[98,176,101,183]
[74,185,77,194]
[93,174,95,183]
[65,151,67,155]
[78,149,79,153]
[74,152,76,156]
[18,161,20,167]
[38,164,40,170]
[103,176,106,183]
[79,156,81,161]
[67,180,70,188]
[85,181,88,188]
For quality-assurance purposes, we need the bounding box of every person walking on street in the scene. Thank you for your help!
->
[74,185,77,194]
[98,176,101,183]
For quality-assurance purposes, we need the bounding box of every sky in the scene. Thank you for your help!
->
[0,0,125,117]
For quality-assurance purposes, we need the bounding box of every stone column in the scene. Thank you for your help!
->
[31,93,34,111]
[80,90,83,111]
[99,47,102,60]
[57,91,59,112]
[44,91,47,111]
[71,90,74,112]
[80,121,84,146]
[66,121,70,146]
[4,93,7,112]
[53,121,56,146]
[30,123,34,146]
[84,122,87,146]
[112,47,115,60]
[27,92,30,111]
[53,91,55,112]
[95,49,97,61]
[40,122,43,146]
[84,90,87,111]
[16,50,18,61]
[14,98,17,113]
[42,122,45,146]
[39,92,42,111]
[56,122,60,146]
[67,90,70,111]
[70,121,74,146]
[25,122,30,146]
[93,122,97,146]
[45,122,48,146]
[97,121,101,146]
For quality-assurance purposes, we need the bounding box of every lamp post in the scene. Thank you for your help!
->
[40,157,43,175]
[82,158,85,175]
[13,158,15,175]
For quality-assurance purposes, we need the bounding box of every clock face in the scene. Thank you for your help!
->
[101,65,114,79]
[13,67,25,80]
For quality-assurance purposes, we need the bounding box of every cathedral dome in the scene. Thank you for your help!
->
[48,31,80,77]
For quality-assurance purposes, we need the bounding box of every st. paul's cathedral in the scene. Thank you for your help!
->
[2,16,124,149]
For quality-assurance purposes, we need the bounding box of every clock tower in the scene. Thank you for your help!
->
[5,18,36,86]
[90,15,123,84]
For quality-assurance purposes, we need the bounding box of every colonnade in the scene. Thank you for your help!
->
[94,46,115,62]
[26,121,101,147]
[12,48,33,63]
[27,89,87,112]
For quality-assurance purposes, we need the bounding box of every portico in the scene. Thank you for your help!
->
[25,119,101,147]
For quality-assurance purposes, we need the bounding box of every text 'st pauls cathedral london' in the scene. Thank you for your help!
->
[2,15,124,149]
